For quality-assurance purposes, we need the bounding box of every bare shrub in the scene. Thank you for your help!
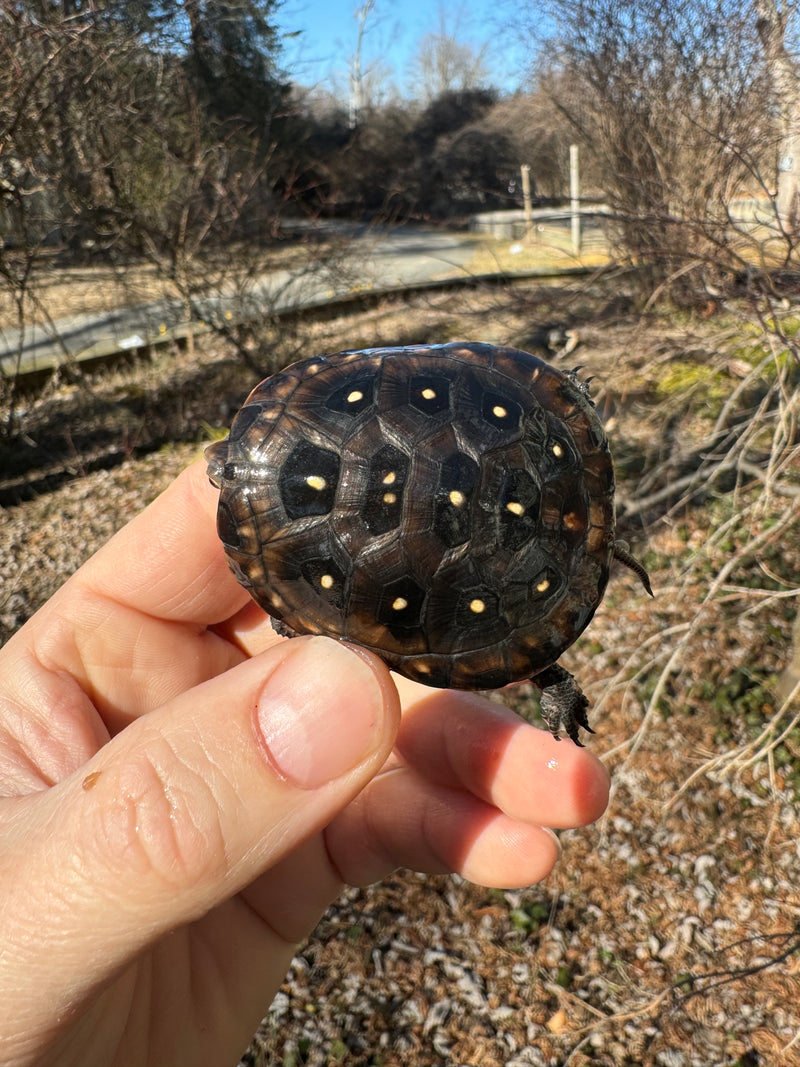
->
[527,0,786,301]
[0,1,304,428]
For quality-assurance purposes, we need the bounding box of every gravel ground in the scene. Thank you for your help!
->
[2,283,799,1067]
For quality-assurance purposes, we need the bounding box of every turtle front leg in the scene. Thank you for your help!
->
[270,617,300,639]
[533,663,593,746]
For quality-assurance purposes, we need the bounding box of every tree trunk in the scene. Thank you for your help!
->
[756,1,800,231]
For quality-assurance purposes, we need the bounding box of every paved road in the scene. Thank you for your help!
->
[0,225,479,375]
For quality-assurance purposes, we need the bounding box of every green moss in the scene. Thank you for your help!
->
[655,361,726,398]
[327,1038,348,1062]
[509,899,550,934]
[728,338,796,375]
[637,670,672,719]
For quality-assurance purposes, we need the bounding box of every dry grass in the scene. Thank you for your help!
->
[0,262,170,328]
[464,227,611,276]
[0,243,310,331]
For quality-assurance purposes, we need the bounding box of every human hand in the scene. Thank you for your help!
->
[0,459,609,1067]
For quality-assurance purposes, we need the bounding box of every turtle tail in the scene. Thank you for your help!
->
[613,541,654,597]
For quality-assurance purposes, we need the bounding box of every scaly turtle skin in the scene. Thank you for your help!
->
[206,341,651,744]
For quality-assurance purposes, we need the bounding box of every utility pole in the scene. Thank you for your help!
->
[570,144,581,254]
[520,164,533,233]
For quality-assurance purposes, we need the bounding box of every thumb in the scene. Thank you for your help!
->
[4,637,398,1021]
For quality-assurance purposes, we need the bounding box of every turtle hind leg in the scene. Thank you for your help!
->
[533,664,594,746]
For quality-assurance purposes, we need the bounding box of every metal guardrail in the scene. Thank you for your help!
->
[3,265,598,386]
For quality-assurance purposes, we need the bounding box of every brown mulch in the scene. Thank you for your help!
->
[2,280,799,1067]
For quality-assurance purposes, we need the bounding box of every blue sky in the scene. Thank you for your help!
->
[274,0,529,98]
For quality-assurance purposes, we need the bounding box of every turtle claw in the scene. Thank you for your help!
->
[534,663,593,746]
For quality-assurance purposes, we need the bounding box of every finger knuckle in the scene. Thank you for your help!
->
[87,737,227,897]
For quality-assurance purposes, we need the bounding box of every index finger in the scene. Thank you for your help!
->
[79,457,249,626]
[6,459,257,737]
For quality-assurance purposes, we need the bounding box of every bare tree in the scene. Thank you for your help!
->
[407,7,492,104]
[483,92,577,199]
[527,0,781,300]
[0,10,119,423]
[755,0,800,229]
[348,0,376,128]
[0,0,298,416]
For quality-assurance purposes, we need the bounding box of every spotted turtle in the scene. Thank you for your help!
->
[206,342,651,743]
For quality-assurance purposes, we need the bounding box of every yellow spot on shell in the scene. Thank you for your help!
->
[392,597,408,611]
[421,387,436,399]
[492,404,507,418]
[552,442,564,457]
[320,574,334,589]
[536,578,550,593]
[469,598,485,614]
[563,512,582,530]
[449,490,466,506]
[306,475,327,491]
[383,492,397,504]
[346,389,364,403]
[506,501,525,516]
[382,471,396,485]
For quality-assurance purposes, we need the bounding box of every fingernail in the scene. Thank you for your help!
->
[256,638,385,789]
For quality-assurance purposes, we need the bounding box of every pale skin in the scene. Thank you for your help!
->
[0,459,610,1067]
